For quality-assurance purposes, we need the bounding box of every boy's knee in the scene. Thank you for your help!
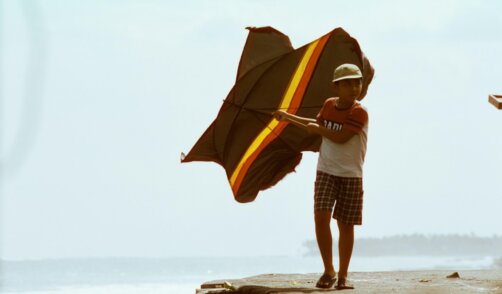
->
[337,221,354,233]
[315,211,332,225]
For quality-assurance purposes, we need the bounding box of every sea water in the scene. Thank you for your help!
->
[0,256,497,294]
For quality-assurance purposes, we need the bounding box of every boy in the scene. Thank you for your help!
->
[274,63,368,290]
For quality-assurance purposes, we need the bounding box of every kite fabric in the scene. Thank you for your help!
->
[181,26,374,203]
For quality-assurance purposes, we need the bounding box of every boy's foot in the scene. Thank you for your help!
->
[315,273,336,289]
[336,277,354,290]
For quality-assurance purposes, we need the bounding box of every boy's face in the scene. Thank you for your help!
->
[332,78,362,102]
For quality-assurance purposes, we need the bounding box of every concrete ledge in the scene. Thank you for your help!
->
[197,270,502,293]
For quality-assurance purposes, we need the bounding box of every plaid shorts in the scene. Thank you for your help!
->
[314,171,364,225]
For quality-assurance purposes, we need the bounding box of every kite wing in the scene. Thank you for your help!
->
[182,26,374,203]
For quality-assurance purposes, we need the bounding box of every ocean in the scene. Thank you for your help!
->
[0,255,498,294]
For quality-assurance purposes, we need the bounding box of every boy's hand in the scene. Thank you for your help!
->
[306,122,320,133]
[273,110,289,121]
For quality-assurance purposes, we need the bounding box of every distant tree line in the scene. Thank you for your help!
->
[303,234,502,257]
[495,257,502,268]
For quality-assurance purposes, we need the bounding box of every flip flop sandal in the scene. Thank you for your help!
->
[336,277,355,290]
[315,273,337,289]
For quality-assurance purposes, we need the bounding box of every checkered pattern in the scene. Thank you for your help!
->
[314,171,364,225]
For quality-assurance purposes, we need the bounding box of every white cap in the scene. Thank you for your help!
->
[332,63,362,83]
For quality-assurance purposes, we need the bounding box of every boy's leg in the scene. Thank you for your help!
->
[313,171,338,288]
[314,211,336,276]
[332,176,362,285]
[337,221,354,280]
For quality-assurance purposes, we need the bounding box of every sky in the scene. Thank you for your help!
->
[1,0,501,260]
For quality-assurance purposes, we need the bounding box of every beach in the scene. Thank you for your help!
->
[1,256,500,294]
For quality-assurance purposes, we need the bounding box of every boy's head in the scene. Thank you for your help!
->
[331,63,363,101]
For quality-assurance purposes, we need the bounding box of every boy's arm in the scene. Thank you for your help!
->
[309,105,368,144]
[306,122,357,144]
[273,110,317,131]
[274,110,360,143]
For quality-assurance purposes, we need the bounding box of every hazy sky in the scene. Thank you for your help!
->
[1,0,501,260]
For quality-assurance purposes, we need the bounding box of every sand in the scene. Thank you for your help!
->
[197,270,502,293]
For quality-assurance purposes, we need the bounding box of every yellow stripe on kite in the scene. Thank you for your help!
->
[229,39,320,189]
